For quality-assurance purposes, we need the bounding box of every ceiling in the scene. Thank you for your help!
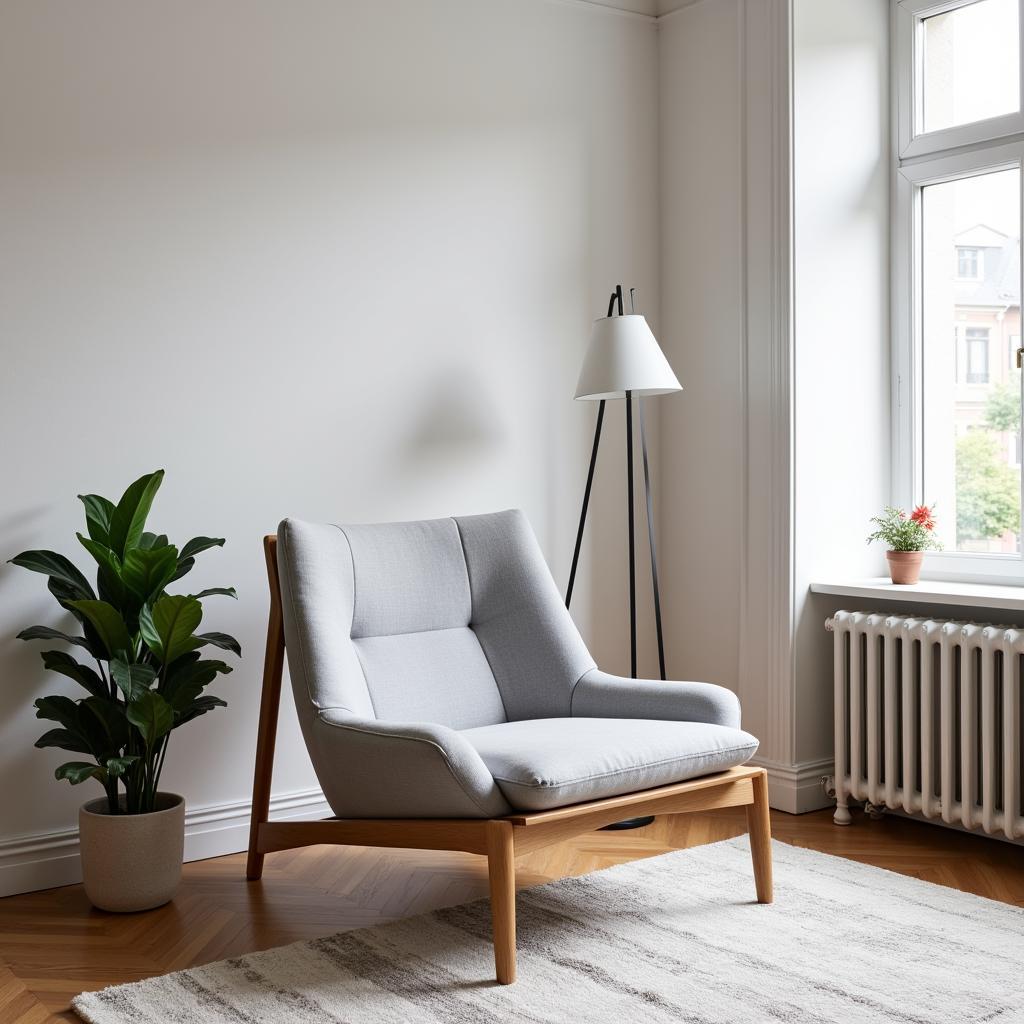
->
[575,0,695,17]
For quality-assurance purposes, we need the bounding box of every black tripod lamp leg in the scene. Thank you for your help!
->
[626,389,637,679]
[638,397,667,681]
[566,400,606,610]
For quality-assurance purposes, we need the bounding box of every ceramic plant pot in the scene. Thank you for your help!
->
[886,550,924,585]
[78,792,185,912]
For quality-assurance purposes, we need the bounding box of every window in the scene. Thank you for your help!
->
[895,0,1024,577]
[965,327,991,382]
[921,0,1020,133]
[957,246,981,277]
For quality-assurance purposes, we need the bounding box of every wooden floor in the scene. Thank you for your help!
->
[2,805,1023,1023]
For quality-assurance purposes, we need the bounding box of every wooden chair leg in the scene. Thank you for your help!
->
[746,768,773,903]
[486,821,517,984]
[247,536,286,881]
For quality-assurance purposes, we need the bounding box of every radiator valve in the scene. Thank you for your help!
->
[864,801,886,821]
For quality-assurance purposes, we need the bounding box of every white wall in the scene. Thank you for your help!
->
[658,0,890,810]
[792,0,890,776]
[657,0,745,693]
[0,0,660,894]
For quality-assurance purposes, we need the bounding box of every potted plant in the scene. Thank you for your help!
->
[867,504,941,584]
[10,470,239,912]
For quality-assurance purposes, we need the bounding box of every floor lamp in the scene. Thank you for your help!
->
[566,284,682,681]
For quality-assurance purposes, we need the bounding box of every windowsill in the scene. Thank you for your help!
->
[809,577,1024,612]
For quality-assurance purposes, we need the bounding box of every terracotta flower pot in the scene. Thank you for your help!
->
[886,550,924,585]
[79,792,184,912]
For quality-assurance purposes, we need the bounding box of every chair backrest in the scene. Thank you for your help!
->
[275,509,595,738]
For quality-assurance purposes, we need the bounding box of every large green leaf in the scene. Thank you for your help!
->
[78,494,115,546]
[107,470,164,558]
[179,537,225,561]
[34,696,96,755]
[40,650,107,699]
[138,532,169,550]
[35,728,92,753]
[76,534,126,607]
[110,658,157,702]
[191,587,237,600]
[122,545,178,602]
[194,631,241,657]
[169,556,194,583]
[55,761,106,786]
[169,536,224,584]
[47,579,105,656]
[8,550,94,600]
[104,755,139,779]
[34,694,83,730]
[126,690,174,748]
[35,695,125,760]
[139,594,202,665]
[163,656,232,712]
[81,697,130,755]
[76,534,120,572]
[66,600,133,659]
[174,693,227,727]
[17,625,92,650]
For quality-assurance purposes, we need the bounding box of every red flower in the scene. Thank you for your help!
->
[910,505,936,531]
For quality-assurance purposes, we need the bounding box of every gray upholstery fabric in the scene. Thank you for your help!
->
[454,510,595,721]
[571,669,742,728]
[315,710,511,818]
[344,518,471,638]
[276,509,756,820]
[276,519,375,725]
[461,718,759,811]
[354,628,506,730]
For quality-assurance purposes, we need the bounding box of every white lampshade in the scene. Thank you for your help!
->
[574,314,682,401]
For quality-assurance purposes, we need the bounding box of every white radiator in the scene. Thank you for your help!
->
[827,610,1024,841]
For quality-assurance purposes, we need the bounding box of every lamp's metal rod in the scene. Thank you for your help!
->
[616,284,624,317]
[638,397,666,680]
[566,399,606,610]
[626,388,636,678]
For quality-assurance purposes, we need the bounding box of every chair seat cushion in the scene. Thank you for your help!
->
[459,718,759,812]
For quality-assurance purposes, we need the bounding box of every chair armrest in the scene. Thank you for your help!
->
[570,669,742,729]
[311,710,511,819]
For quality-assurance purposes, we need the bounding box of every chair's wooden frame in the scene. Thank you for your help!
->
[246,535,774,985]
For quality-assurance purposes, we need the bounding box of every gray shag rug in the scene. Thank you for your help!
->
[73,837,1024,1023]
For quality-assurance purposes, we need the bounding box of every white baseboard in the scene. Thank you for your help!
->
[751,756,834,814]
[0,759,838,898]
[0,787,331,898]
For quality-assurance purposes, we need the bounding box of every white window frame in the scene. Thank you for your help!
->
[893,0,1024,582]
[896,0,1024,160]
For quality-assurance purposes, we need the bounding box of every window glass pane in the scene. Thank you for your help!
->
[921,167,1021,553]
[922,0,1020,134]
[966,327,991,382]
[957,247,980,277]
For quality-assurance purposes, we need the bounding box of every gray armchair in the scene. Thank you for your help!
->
[247,509,772,985]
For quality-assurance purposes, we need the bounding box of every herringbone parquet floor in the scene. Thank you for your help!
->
[1,806,1022,1023]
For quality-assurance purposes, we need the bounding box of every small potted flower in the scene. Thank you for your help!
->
[867,504,941,584]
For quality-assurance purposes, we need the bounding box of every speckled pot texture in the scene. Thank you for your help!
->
[79,792,184,913]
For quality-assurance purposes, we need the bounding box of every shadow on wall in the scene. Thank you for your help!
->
[398,367,506,479]
[0,504,81,832]
[0,504,56,691]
